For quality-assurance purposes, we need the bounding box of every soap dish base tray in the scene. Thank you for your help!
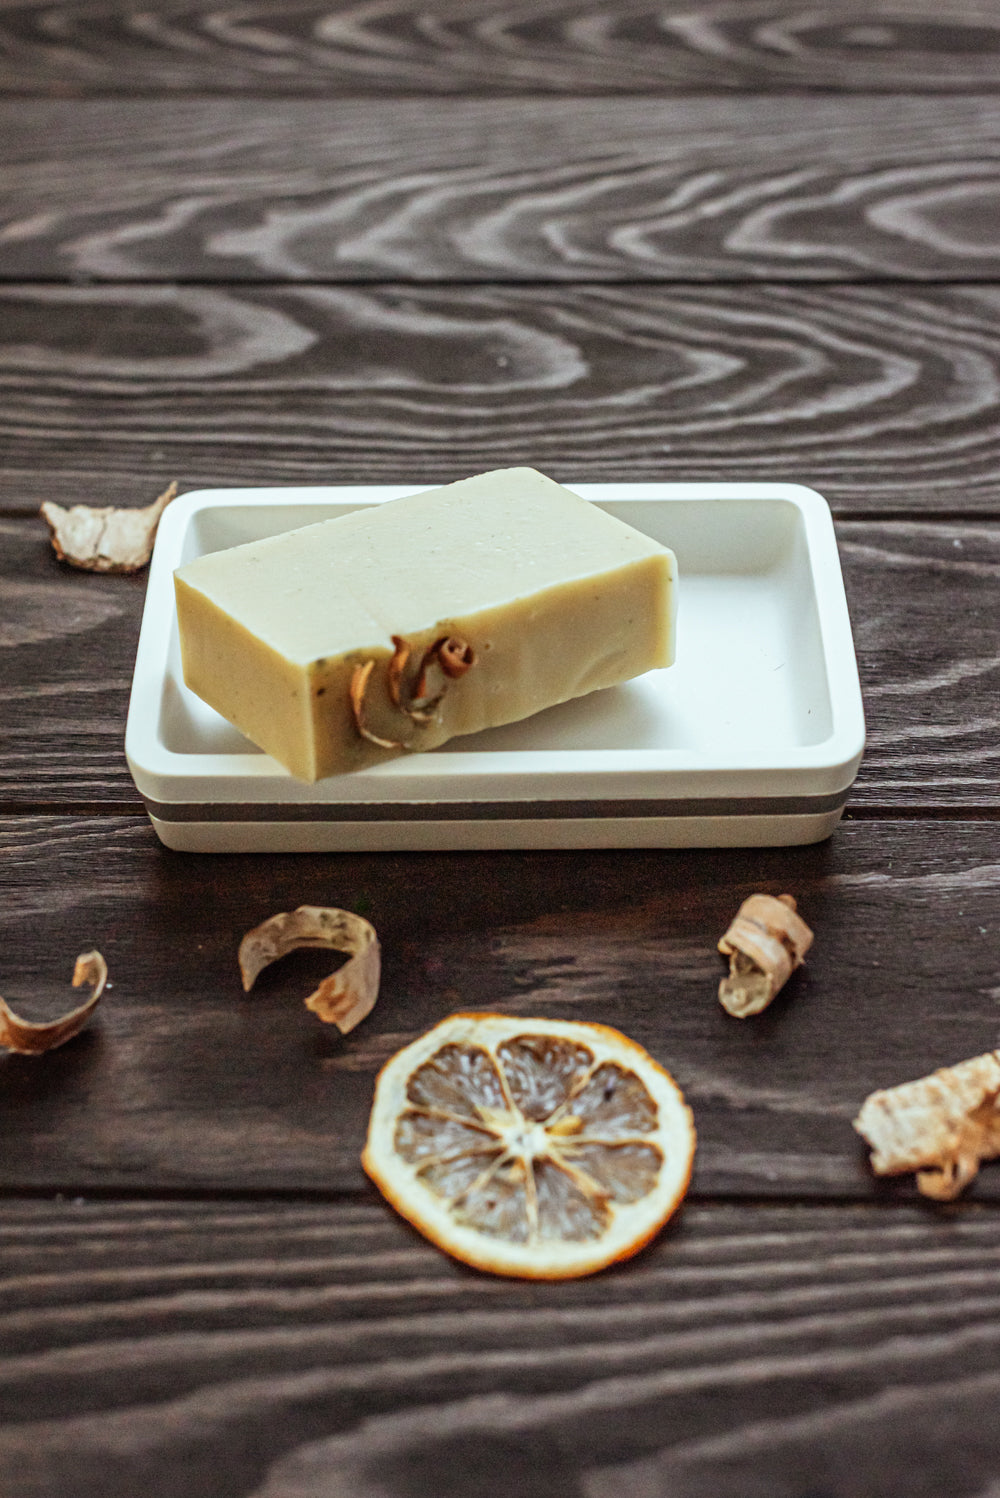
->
[145,810,844,854]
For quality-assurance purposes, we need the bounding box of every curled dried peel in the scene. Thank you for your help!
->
[238,906,380,1034]
[41,481,178,573]
[413,634,476,699]
[349,660,407,750]
[718,893,813,1017]
[351,633,478,748]
[854,1050,1000,1201]
[0,951,107,1055]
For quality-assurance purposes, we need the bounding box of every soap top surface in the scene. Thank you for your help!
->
[175,467,674,664]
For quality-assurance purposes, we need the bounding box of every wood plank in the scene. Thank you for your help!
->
[3,282,1000,514]
[2,516,999,811]
[3,1196,1000,1497]
[0,519,147,809]
[5,95,1000,281]
[839,520,1000,809]
[4,0,1000,95]
[2,815,999,1197]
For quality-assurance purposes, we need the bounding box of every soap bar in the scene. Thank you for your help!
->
[174,468,677,781]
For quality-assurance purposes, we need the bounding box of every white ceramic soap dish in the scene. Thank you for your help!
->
[126,482,865,852]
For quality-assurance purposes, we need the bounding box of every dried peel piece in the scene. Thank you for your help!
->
[717,893,813,1017]
[386,636,413,713]
[854,1050,1000,1201]
[413,634,477,701]
[238,905,380,1035]
[351,634,478,746]
[0,951,107,1055]
[349,660,408,750]
[41,480,178,573]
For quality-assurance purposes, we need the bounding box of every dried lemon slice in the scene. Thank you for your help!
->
[362,1013,696,1279]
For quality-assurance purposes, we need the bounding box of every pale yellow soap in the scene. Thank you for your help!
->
[174,468,676,781]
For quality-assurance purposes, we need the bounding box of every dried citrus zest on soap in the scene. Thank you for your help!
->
[362,1013,695,1279]
[718,892,813,1017]
[349,659,409,750]
[413,634,476,700]
[388,634,439,727]
[353,633,479,743]
[386,636,413,712]
[41,480,178,573]
[854,1050,1000,1201]
[0,951,108,1055]
[238,906,380,1034]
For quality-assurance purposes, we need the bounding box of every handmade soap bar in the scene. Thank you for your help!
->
[174,468,676,781]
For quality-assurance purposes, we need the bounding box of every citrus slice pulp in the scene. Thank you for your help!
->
[362,1013,696,1279]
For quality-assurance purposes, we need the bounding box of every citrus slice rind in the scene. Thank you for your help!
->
[362,1013,696,1280]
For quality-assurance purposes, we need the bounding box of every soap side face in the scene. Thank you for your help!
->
[174,469,677,781]
[174,574,324,781]
[307,548,674,779]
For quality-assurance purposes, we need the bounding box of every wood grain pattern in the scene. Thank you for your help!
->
[4,0,1000,94]
[4,282,1000,512]
[2,814,999,1197]
[5,5,1000,1494]
[838,520,1000,809]
[3,1197,1000,1498]
[0,519,146,806]
[4,95,1000,282]
[3,516,999,810]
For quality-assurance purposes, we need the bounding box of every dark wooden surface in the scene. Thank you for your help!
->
[5,96,1000,283]
[4,1,1000,94]
[7,284,1000,511]
[2,5,1000,1495]
[3,816,1000,1200]
[5,1198,1000,1498]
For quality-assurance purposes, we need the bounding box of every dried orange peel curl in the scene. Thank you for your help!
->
[717,893,813,1017]
[363,1013,696,1280]
[854,1050,1000,1201]
[351,633,478,748]
[0,951,108,1055]
[238,905,380,1034]
[41,481,178,573]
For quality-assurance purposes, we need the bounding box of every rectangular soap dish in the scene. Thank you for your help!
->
[125,482,865,852]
